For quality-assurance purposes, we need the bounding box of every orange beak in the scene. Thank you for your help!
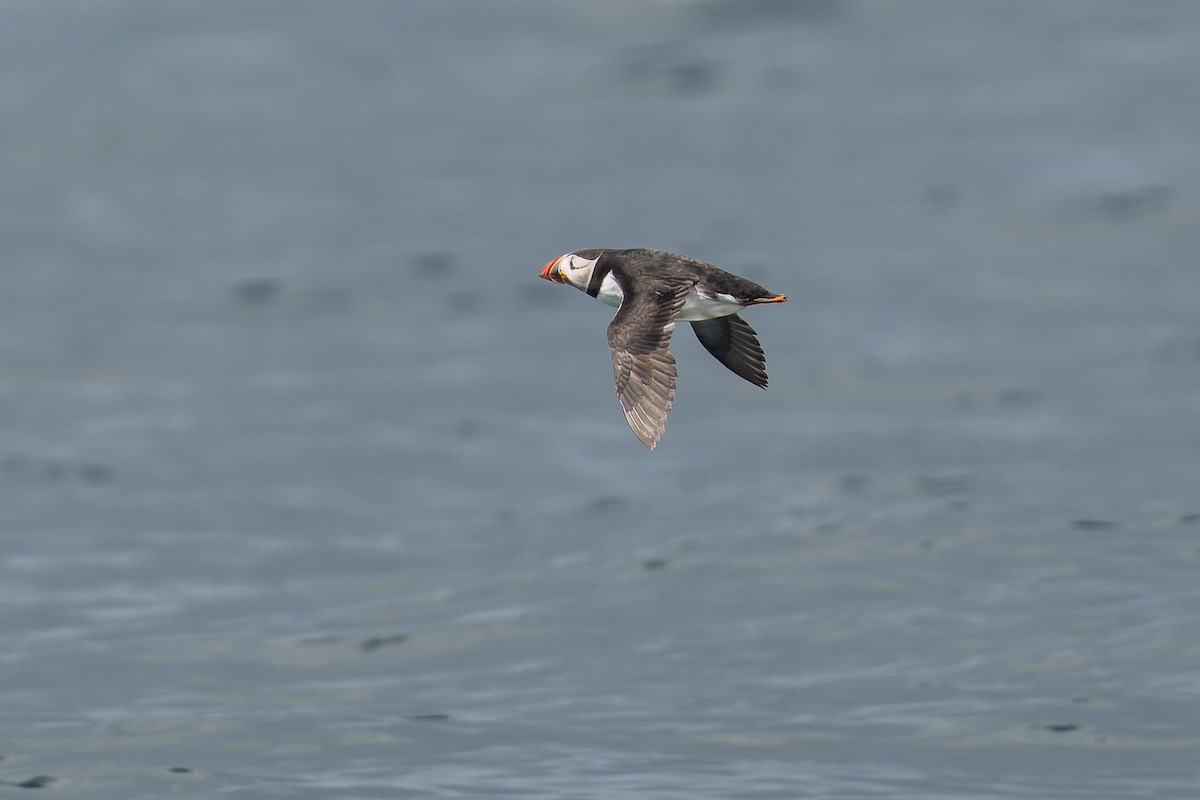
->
[539,257,565,283]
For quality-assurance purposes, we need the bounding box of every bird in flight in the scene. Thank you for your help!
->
[539,248,786,449]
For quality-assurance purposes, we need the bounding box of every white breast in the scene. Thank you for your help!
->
[594,272,625,307]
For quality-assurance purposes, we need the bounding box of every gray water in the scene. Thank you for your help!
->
[3,2,1199,797]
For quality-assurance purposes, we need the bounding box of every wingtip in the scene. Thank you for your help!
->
[627,416,664,449]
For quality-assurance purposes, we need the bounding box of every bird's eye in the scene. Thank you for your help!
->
[568,257,584,270]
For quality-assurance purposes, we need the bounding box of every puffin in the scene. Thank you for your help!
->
[539,248,786,449]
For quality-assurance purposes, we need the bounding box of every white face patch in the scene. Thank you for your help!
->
[561,253,600,292]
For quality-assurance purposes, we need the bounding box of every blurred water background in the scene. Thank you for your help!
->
[2,1,1199,797]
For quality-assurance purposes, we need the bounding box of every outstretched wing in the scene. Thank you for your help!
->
[607,277,693,449]
[690,314,769,389]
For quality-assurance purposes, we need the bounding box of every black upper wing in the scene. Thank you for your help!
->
[690,314,769,389]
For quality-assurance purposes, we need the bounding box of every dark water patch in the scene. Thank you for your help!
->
[1089,184,1171,221]
[303,285,352,314]
[407,714,450,722]
[643,558,668,571]
[1154,336,1200,364]
[409,252,455,279]
[696,0,845,28]
[618,45,722,98]
[453,418,484,440]
[924,184,961,213]
[167,767,192,774]
[760,65,800,93]
[586,496,626,514]
[3,454,115,486]
[995,388,1038,408]
[77,463,114,485]
[2,776,55,789]
[838,474,868,494]
[232,277,283,306]
[954,389,1039,411]
[1072,519,1119,531]
[669,60,721,96]
[1180,513,1199,525]
[298,634,346,647]
[360,633,409,653]
[1032,723,1081,733]
[443,289,482,311]
[915,473,974,496]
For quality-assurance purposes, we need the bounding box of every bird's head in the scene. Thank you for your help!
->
[539,251,601,292]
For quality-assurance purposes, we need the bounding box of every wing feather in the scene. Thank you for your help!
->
[607,279,693,449]
[690,314,769,389]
